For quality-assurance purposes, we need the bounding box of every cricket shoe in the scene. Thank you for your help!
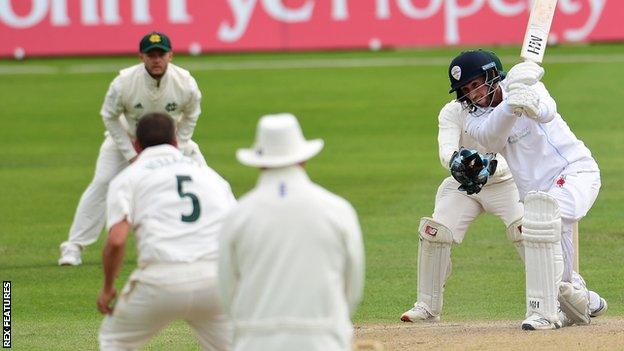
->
[58,242,82,266]
[590,298,608,318]
[400,303,440,323]
[558,282,590,325]
[521,314,562,330]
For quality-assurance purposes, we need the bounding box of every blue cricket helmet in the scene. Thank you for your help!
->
[448,49,505,111]
[448,49,505,94]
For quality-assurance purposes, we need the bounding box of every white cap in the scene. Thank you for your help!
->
[236,113,324,168]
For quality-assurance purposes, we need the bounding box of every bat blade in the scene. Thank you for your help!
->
[520,0,558,63]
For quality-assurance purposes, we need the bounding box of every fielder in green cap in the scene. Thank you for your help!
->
[59,31,208,267]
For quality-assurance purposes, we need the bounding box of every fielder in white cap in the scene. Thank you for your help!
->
[218,113,365,351]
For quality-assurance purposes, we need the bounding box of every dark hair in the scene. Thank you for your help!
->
[136,113,176,148]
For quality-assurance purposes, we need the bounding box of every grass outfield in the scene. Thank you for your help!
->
[1,43,623,350]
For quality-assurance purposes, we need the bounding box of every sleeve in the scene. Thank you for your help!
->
[465,102,518,153]
[177,75,202,150]
[533,82,557,123]
[106,175,134,231]
[437,101,463,170]
[342,203,365,316]
[218,211,239,313]
[101,76,137,161]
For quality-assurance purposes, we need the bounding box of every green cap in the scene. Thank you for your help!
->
[139,32,172,53]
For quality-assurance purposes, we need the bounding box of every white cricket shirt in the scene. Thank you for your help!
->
[106,145,235,266]
[465,81,599,200]
[437,100,512,183]
[101,63,202,160]
[218,166,364,345]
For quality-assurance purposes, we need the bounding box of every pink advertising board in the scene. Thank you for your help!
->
[1,1,621,57]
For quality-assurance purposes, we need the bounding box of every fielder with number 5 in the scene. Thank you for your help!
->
[453,50,607,330]
[97,113,235,350]
[59,32,207,266]
[401,51,526,324]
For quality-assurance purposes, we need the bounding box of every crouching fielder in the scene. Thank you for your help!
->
[59,32,207,266]
[401,95,524,322]
[455,50,607,329]
[97,113,235,350]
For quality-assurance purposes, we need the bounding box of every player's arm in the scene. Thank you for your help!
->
[531,81,557,123]
[437,101,464,169]
[97,175,134,315]
[465,101,517,152]
[177,76,202,152]
[97,219,130,315]
[342,203,365,316]
[101,76,137,161]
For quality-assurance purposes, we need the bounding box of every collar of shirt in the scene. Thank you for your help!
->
[137,144,182,161]
[257,165,311,187]
[142,64,169,90]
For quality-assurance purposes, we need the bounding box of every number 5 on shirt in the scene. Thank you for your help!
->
[176,175,201,222]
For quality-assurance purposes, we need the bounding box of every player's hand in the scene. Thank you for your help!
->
[506,83,540,118]
[449,148,496,195]
[505,61,544,86]
[97,287,117,315]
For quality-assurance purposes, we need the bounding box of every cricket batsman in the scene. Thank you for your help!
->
[455,49,607,330]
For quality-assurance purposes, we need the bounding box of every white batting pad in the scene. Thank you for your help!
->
[522,191,564,322]
[506,218,525,262]
[417,217,453,316]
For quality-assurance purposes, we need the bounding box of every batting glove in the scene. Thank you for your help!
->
[505,61,544,86]
[506,83,540,118]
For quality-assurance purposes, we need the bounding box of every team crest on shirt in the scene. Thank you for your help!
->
[556,175,566,187]
[451,65,462,80]
[424,225,438,236]
[165,102,178,112]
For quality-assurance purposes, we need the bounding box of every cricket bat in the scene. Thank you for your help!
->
[519,0,582,272]
[520,0,558,64]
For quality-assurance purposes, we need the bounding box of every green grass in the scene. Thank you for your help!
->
[1,43,624,350]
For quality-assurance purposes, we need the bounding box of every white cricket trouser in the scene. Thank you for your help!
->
[99,265,230,351]
[432,177,523,243]
[546,171,601,283]
[65,135,207,247]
